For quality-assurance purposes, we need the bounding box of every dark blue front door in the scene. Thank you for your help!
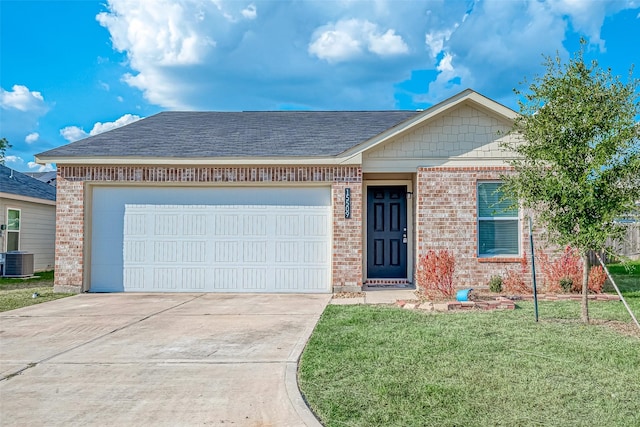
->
[367,186,407,278]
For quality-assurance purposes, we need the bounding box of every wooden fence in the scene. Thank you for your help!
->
[589,223,640,264]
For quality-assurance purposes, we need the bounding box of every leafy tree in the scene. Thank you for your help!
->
[501,40,640,323]
[0,137,11,165]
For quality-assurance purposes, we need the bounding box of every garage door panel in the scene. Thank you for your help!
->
[214,241,239,262]
[124,241,146,263]
[244,215,267,235]
[182,241,206,262]
[183,215,206,235]
[153,268,177,289]
[120,203,330,293]
[275,269,300,290]
[242,268,267,290]
[124,268,145,290]
[212,268,239,289]
[275,241,299,262]
[92,187,331,293]
[183,268,206,290]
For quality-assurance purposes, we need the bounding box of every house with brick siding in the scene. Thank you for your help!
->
[36,89,532,294]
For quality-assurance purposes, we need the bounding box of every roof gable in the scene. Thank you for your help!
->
[340,89,517,161]
[0,165,56,202]
[362,103,517,171]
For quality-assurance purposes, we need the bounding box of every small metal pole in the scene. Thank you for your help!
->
[529,217,539,322]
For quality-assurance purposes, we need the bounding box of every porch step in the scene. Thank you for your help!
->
[363,279,414,290]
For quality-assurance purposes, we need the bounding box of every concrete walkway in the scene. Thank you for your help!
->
[330,288,417,305]
[0,293,330,427]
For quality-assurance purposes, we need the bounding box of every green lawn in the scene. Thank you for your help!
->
[299,262,640,427]
[0,271,72,312]
[604,260,640,295]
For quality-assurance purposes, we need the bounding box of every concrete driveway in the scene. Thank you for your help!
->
[0,293,330,426]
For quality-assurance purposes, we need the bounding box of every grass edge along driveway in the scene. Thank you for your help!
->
[0,271,71,312]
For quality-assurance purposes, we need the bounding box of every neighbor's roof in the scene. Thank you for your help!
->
[36,110,419,160]
[0,165,56,202]
[24,171,57,185]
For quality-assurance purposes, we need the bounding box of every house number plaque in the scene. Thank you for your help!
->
[344,188,351,218]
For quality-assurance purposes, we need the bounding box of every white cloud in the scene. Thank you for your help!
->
[90,114,142,135]
[368,29,408,56]
[97,0,219,108]
[241,4,257,20]
[309,19,408,63]
[546,0,612,51]
[4,155,24,165]
[25,132,39,144]
[308,21,363,63]
[0,85,47,113]
[425,28,455,59]
[27,162,55,172]
[97,1,212,67]
[93,0,639,112]
[61,114,142,142]
[60,126,89,143]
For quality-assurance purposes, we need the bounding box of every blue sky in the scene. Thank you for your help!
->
[1,0,639,172]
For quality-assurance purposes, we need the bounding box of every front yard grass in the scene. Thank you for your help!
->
[604,260,640,295]
[299,263,640,427]
[0,271,71,312]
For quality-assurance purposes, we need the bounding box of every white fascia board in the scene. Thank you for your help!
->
[34,155,352,166]
[339,89,519,163]
[0,192,56,206]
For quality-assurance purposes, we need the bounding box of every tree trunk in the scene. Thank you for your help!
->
[581,253,590,324]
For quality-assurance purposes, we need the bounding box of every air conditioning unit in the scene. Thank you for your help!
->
[4,251,34,277]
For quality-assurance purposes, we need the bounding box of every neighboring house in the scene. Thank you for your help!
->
[36,89,533,294]
[24,171,57,186]
[0,165,56,272]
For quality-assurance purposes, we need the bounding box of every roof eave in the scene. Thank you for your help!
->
[35,155,361,166]
[0,192,56,205]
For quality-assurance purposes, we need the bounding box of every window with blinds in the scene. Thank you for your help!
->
[477,182,519,257]
[6,208,20,251]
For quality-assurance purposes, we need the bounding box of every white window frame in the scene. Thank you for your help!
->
[477,181,520,258]
[6,208,21,252]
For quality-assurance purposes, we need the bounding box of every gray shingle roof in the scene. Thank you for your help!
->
[37,111,419,159]
[0,165,56,202]
[24,171,57,186]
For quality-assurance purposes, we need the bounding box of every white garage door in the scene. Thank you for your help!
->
[90,187,332,293]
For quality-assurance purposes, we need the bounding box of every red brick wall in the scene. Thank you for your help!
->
[415,166,534,288]
[54,165,362,293]
[332,182,363,291]
[53,176,85,292]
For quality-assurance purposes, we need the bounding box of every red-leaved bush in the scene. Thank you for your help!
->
[537,246,583,293]
[536,246,604,293]
[416,249,456,300]
[588,265,607,293]
[503,255,531,294]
